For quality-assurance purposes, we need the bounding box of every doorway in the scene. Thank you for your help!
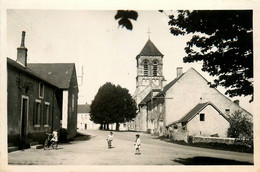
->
[21,96,29,138]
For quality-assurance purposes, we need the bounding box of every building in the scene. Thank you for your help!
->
[7,32,61,147]
[7,31,79,148]
[28,63,79,139]
[142,67,252,139]
[77,104,100,130]
[133,38,252,140]
[132,38,165,131]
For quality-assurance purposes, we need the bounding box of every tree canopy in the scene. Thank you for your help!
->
[168,10,253,102]
[115,10,253,102]
[90,82,138,130]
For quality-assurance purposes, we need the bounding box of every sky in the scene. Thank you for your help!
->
[6,9,253,113]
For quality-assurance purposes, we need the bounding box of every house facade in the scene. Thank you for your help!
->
[28,63,78,139]
[7,31,79,148]
[77,104,100,130]
[144,68,252,139]
[7,32,61,147]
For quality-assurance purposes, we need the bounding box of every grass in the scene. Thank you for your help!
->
[159,136,253,154]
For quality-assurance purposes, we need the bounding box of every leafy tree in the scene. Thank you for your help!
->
[168,10,253,102]
[227,111,253,145]
[90,82,138,130]
[114,10,138,30]
[115,10,253,102]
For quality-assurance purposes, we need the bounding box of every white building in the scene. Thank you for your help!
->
[77,104,100,130]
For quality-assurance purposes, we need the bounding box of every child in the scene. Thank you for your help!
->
[51,129,58,143]
[106,132,113,149]
[134,134,141,155]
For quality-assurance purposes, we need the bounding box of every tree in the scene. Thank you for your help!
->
[227,111,253,146]
[168,10,253,102]
[114,10,138,30]
[115,10,253,102]
[90,82,138,130]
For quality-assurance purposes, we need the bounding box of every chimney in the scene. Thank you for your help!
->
[234,100,240,106]
[17,31,28,67]
[176,67,183,78]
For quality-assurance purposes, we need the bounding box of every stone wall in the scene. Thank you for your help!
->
[191,136,236,145]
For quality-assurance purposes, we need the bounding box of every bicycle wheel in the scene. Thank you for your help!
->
[43,139,48,150]
[52,142,58,150]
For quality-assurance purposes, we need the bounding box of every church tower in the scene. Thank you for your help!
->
[134,38,165,105]
[132,37,165,132]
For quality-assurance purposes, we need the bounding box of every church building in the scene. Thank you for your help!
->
[132,38,165,131]
[132,37,252,141]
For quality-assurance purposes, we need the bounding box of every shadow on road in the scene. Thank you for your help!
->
[70,133,92,141]
[61,133,92,145]
[173,156,253,165]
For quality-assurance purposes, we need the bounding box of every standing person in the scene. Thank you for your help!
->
[106,132,113,149]
[134,134,141,155]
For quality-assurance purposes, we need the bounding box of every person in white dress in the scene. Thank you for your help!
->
[134,134,141,155]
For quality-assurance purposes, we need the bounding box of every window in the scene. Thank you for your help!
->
[225,109,230,115]
[72,94,75,112]
[200,113,205,121]
[34,99,41,126]
[44,102,50,127]
[153,61,158,76]
[143,61,148,76]
[39,83,44,98]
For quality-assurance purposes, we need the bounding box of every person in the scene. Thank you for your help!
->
[134,134,141,155]
[106,132,113,149]
[51,129,58,144]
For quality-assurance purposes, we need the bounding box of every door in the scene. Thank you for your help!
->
[21,96,29,138]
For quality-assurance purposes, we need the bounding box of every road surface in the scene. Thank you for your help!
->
[8,130,253,165]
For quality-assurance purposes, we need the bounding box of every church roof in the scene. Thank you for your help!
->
[137,39,163,58]
[27,63,75,89]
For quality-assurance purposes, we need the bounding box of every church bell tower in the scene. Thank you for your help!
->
[134,37,165,105]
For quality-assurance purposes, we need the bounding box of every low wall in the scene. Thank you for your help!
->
[171,130,188,143]
[192,136,236,145]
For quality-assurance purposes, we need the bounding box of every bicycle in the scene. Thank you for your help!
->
[43,133,58,150]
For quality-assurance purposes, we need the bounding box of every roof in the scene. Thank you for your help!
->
[174,102,228,125]
[7,58,58,88]
[156,72,185,97]
[78,104,91,113]
[27,63,75,89]
[139,91,153,105]
[137,39,163,58]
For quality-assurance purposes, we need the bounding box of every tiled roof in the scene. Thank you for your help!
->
[137,39,163,57]
[27,63,75,89]
[78,104,91,113]
[179,102,209,123]
[7,58,57,88]
[174,102,228,125]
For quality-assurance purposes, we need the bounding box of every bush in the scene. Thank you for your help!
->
[227,111,253,147]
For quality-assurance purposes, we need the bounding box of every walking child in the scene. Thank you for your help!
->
[106,132,113,149]
[134,134,141,155]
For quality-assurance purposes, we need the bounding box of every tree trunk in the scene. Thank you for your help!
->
[116,122,120,131]
[106,123,109,130]
[99,124,103,130]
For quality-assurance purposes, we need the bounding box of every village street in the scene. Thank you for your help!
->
[8,130,253,165]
